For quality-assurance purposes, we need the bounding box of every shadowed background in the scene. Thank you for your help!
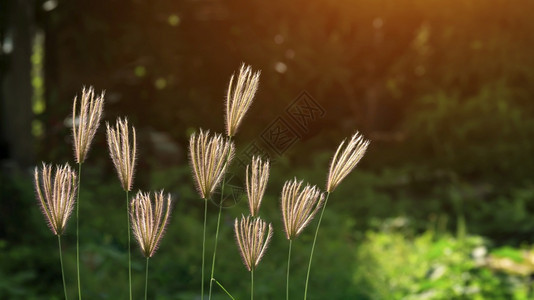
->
[2,0,534,299]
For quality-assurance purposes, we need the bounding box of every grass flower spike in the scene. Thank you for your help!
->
[72,86,104,164]
[72,86,103,300]
[225,64,260,137]
[107,117,137,300]
[235,215,272,300]
[235,215,273,271]
[130,190,172,258]
[304,131,369,299]
[281,179,324,240]
[246,156,270,217]
[326,132,370,193]
[34,162,77,300]
[106,118,137,191]
[189,129,235,200]
[280,179,323,299]
[189,130,234,300]
[34,163,77,235]
[131,191,172,300]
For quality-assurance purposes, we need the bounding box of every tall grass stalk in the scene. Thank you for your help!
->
[303,192,330,300]
[126,190,132,300]
[58,235,68,300]
[76,163,82,300]
[251,269,254,300]
[208,203,223,300]
[201,198,208,300]
[145,257,149,300]
[286,239,293,300]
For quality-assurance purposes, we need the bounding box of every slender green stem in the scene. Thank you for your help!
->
[126,190,132,300]
[212,278,235,300]
[208,204,223,300]
[286,239,293,300]
[58,235,68,300]
[145,257,149,300]
[251,269,254,300]
[201,198,208,300]
[209,137,232,300]
[76,163,82,300]
[304,192,330,300]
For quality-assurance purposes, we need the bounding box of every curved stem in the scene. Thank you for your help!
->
[126,190,132,300]
[201,198,208,300]
[58,235,68,300]
[251,269,254,300]
[212,278,235,300]
[286,239,293,300]
[303,192,330,300]
[208,204,223,300]
[76,163,82,300]
[144,257,149,300]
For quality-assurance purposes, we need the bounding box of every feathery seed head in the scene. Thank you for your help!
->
[72,86,104,164]
[246,156,270,217]
[189,129,235,199]
[225,64,260,137]
[34,163,77,235]
[106,118,137,191]
[326,132,370,193]
[130,190,172,258]
[281,178,325,240]
[234,215,273,271]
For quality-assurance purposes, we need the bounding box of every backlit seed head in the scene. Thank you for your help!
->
[72,86,104,164]
[34,163,77,235]
[106,118,137,191]
[130,190,172,258]
[234,215,273,271]
[326,132,370,193]
[281,178,324,240]
[225,64,260,137]
[189,129,235,199]
[246,156,270,217]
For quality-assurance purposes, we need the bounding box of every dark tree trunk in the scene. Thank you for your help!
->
[1,0,35,168]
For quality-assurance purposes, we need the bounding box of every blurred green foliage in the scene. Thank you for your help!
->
[3,162,534,299]
[354,226,533,300]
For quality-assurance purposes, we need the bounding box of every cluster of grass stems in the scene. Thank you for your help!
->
[33,64,369,299]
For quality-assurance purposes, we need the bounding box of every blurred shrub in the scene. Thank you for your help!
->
[405,83,534,185]
[353,226,532,299]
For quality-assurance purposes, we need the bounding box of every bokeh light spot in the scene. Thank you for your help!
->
[155,78,167,90]
[274,61,287,73]
[135,66,146,77]
[168,14,180,27]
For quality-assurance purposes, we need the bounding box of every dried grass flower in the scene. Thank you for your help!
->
[34,163,78,235]
[189,129,235,199]
[246,156,270,217]
[326,132,370,193]
[281,179,324,240]
[234,215,273,271]
[225,64,260,137]
[72,86,104,164]
[130,190,172,258]
[106,118,137,191]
